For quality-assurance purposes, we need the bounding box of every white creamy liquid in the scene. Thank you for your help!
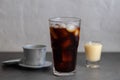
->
[84,42,102,62]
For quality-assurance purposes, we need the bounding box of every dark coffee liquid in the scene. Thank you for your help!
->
[50,26,80,72]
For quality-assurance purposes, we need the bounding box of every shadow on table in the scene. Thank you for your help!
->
[1,63,52,72]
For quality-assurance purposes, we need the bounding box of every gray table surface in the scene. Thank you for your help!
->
[0,52,120,80]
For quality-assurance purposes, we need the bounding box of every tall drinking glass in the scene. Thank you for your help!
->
[49,17,81,76]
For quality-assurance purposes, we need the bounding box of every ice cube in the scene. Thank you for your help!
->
[59,23,66,28]
[61,39,71,48]
[59,29,69,38]
[66,24,76,32]
[51,23,67,28]
[62,51,72,62]
[50,27,58,39]
[74,29,79,36]
[54,24,61,28]
[51,24,60,28]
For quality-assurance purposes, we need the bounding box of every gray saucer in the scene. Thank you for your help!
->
[19,61,52,69]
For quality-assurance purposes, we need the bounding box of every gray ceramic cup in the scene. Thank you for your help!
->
[20,45,46,66]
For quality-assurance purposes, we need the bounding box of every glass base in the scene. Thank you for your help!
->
[86,60,100,68]
[53,67,75,76]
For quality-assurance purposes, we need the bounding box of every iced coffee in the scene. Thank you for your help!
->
[84,41,103,68]
[49,17,81,76]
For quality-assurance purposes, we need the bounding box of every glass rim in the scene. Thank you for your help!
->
[23,44,46,50]
[49,17,81,22]
[85,41,103,45]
